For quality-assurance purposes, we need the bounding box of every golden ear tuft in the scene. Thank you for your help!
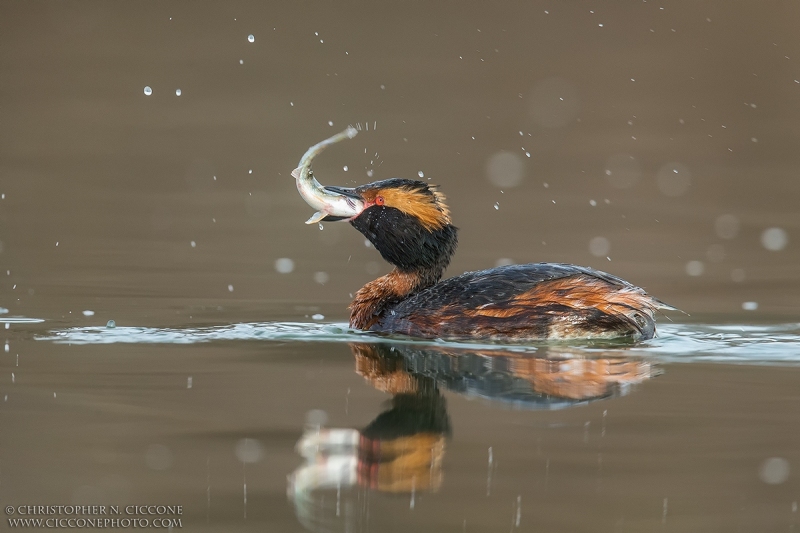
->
[377,185,451,231]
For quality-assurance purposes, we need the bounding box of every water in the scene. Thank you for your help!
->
[34,321,800,366]
[2,2,799,531]
[3,317,800,532]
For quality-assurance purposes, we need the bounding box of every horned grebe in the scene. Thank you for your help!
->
[292,129,674,341]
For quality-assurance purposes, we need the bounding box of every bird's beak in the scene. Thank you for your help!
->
[324,185,361,200]
[320,186,364,221]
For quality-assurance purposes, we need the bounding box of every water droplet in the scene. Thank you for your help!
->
[247,34,255,43]
[589,199,597,206]
[366,261,379,275]
[760,458,790,484]
[328,120,334,126]
[82,310,95,317]
[656,162,691,197]
[528,77,580,128]
[235,438,263,463]
[685,260,704,276]
[605,153,641,189]
[275,258,295,273]
[106,320,116,328]
[589,237,611,257]
[494,202,500,210]
[305,409,328,427]
[175,88,182,96]
[187,376,192,389]
[343,165,348,172]
[418,171,425,178]
[143,86,152,96]
[742,301,759,311]
[311,313,325,320]
[227,284,234,292]
[239,59,244,65]
[761,227,788,251]
[313,272,329,285]
[715,214,740,239]
[486,151,525,188]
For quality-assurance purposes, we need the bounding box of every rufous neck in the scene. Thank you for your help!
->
[349,267,440,330]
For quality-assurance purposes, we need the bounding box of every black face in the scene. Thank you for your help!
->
[350,197,458,275]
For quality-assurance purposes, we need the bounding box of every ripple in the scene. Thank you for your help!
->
[34,322,800,365]
[625,323,800,364]
[40,322,362,345]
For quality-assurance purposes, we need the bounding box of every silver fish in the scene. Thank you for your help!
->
[291,126,365,224]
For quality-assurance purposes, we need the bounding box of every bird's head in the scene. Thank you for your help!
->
[323,179,458,273]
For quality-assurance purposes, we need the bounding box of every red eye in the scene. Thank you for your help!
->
[374,195,385,206]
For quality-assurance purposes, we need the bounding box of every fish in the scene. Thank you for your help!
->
[292,126,365,224]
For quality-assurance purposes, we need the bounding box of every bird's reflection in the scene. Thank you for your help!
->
[288,341,658,532]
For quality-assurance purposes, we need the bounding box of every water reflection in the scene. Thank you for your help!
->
[288,342,657,532]
[352,343,657,407]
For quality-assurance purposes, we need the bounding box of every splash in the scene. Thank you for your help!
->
[33,322,800,365]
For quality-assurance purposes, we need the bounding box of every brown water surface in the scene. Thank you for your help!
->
[1,2,799,532]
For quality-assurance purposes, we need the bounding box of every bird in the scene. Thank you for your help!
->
[315,177,675,342]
